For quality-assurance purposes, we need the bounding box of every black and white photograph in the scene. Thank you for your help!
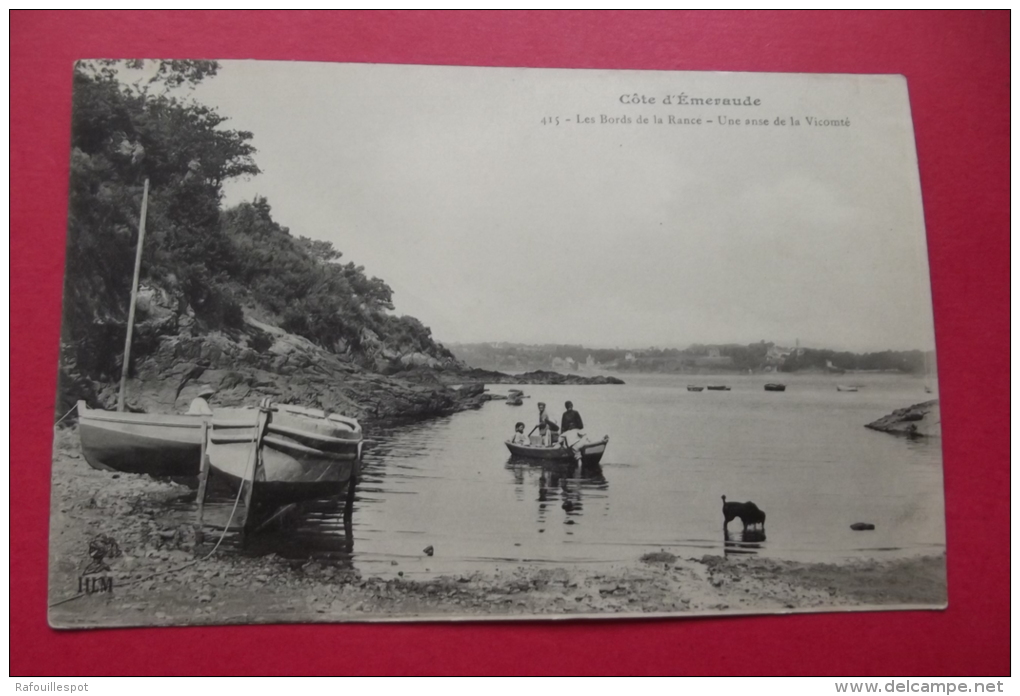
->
[48,60,946,628]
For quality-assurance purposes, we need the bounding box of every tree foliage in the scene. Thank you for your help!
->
[779,348,927,374]
[62,60,452,376]
[65,60,259,344]
[218,196,453,360]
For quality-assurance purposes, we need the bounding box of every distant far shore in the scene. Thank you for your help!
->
[394,366,624,387]
[440,365,927,379]
[449,342,933,377]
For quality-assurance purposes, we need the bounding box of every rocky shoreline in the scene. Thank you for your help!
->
[865,399,941,437]
[48,429,946,628]
[59,296,622,429]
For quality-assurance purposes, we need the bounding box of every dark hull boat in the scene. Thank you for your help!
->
[686,386,704,392]
[505,437,609,467]
[764,383,787,392]
[706,385,731,391]
[77,401,207,477]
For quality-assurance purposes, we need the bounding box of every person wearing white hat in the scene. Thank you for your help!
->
[187,385,215,415]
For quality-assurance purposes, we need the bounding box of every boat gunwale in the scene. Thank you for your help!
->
[77,402,206,429]
[504,435,609,458]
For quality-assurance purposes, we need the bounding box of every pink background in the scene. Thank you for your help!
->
[11,11,1010,675]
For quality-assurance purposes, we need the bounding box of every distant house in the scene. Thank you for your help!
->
[825,359,845,374]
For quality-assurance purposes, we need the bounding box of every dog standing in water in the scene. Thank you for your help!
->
[721,495,766,531]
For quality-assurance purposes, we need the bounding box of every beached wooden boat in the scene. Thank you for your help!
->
[205,403,363,509]
[706,385,731,391]
[686,386,704,392]
[77,401,207,477]
[764,383,786,392]
[505,436,609,467]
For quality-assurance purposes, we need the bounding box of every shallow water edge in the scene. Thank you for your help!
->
[48,430,946,627]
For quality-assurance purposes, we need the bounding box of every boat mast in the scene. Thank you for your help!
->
[117,178,150,412]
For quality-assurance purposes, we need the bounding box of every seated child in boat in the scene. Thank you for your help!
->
[511,422,529,446]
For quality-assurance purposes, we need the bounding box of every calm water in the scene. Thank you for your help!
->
[216,373,945,577]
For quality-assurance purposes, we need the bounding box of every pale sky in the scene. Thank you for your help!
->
[191,62,936,352]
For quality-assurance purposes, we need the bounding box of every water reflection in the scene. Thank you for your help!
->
[506,458,609,532]
[723,527,766,556]
[173,375,943,572]
[193,474,358,567]
[241,496,356,563]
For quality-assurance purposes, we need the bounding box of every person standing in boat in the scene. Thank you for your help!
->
[528,422,552,447]
[187,385,215,415]
[560,400,584,433]
[536,402,559,443]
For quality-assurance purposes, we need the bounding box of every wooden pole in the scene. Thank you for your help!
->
[240,408,268,538]
[343,473,357,553]
[117,178,150,412]
[195,420,210,544]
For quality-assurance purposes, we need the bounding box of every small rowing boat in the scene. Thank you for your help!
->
[764,383,786,392]
[836,385,859,392]
[505,436,609,467]
[706,385,731,391]
[686,386,704,392]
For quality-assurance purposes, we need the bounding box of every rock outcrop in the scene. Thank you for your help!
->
[865,400,940,437]
[59,293,486,425]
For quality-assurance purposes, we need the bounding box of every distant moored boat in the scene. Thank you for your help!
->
[686,385,704,392]
[706,385,731,391]
[764,383,786,392]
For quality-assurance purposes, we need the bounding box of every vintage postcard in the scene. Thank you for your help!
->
[49,61,945,627]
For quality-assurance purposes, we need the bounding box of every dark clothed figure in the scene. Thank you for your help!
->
[561,403,584,432]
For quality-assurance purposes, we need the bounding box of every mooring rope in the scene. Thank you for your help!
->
[53,403,79,427]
